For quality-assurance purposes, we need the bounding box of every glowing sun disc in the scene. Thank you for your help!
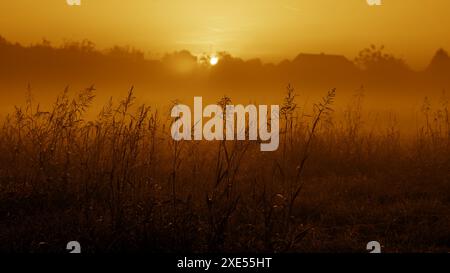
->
[210,55,219,66]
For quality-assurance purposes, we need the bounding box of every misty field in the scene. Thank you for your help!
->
[0,85,449,253]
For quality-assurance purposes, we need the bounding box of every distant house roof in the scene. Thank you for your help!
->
[292,53,355,69]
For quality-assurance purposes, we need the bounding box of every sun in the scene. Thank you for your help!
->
[209,55,219,66]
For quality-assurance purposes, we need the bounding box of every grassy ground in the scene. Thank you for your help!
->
[0,86,449,253]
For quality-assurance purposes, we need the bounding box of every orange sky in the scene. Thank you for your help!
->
[1,0,450,68]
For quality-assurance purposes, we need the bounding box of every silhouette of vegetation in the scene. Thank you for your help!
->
[0,36,450,253]
[1,36,450,106]
[355,45,408,72]
[0,85,449,253]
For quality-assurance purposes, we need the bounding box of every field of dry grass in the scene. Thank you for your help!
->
[0,85,449,253]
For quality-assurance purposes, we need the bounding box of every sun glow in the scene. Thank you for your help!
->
[210,55,219,66]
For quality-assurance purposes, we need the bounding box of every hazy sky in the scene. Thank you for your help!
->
[1,0,450,68]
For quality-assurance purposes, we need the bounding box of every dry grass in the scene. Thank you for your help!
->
[0,85,449,253]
